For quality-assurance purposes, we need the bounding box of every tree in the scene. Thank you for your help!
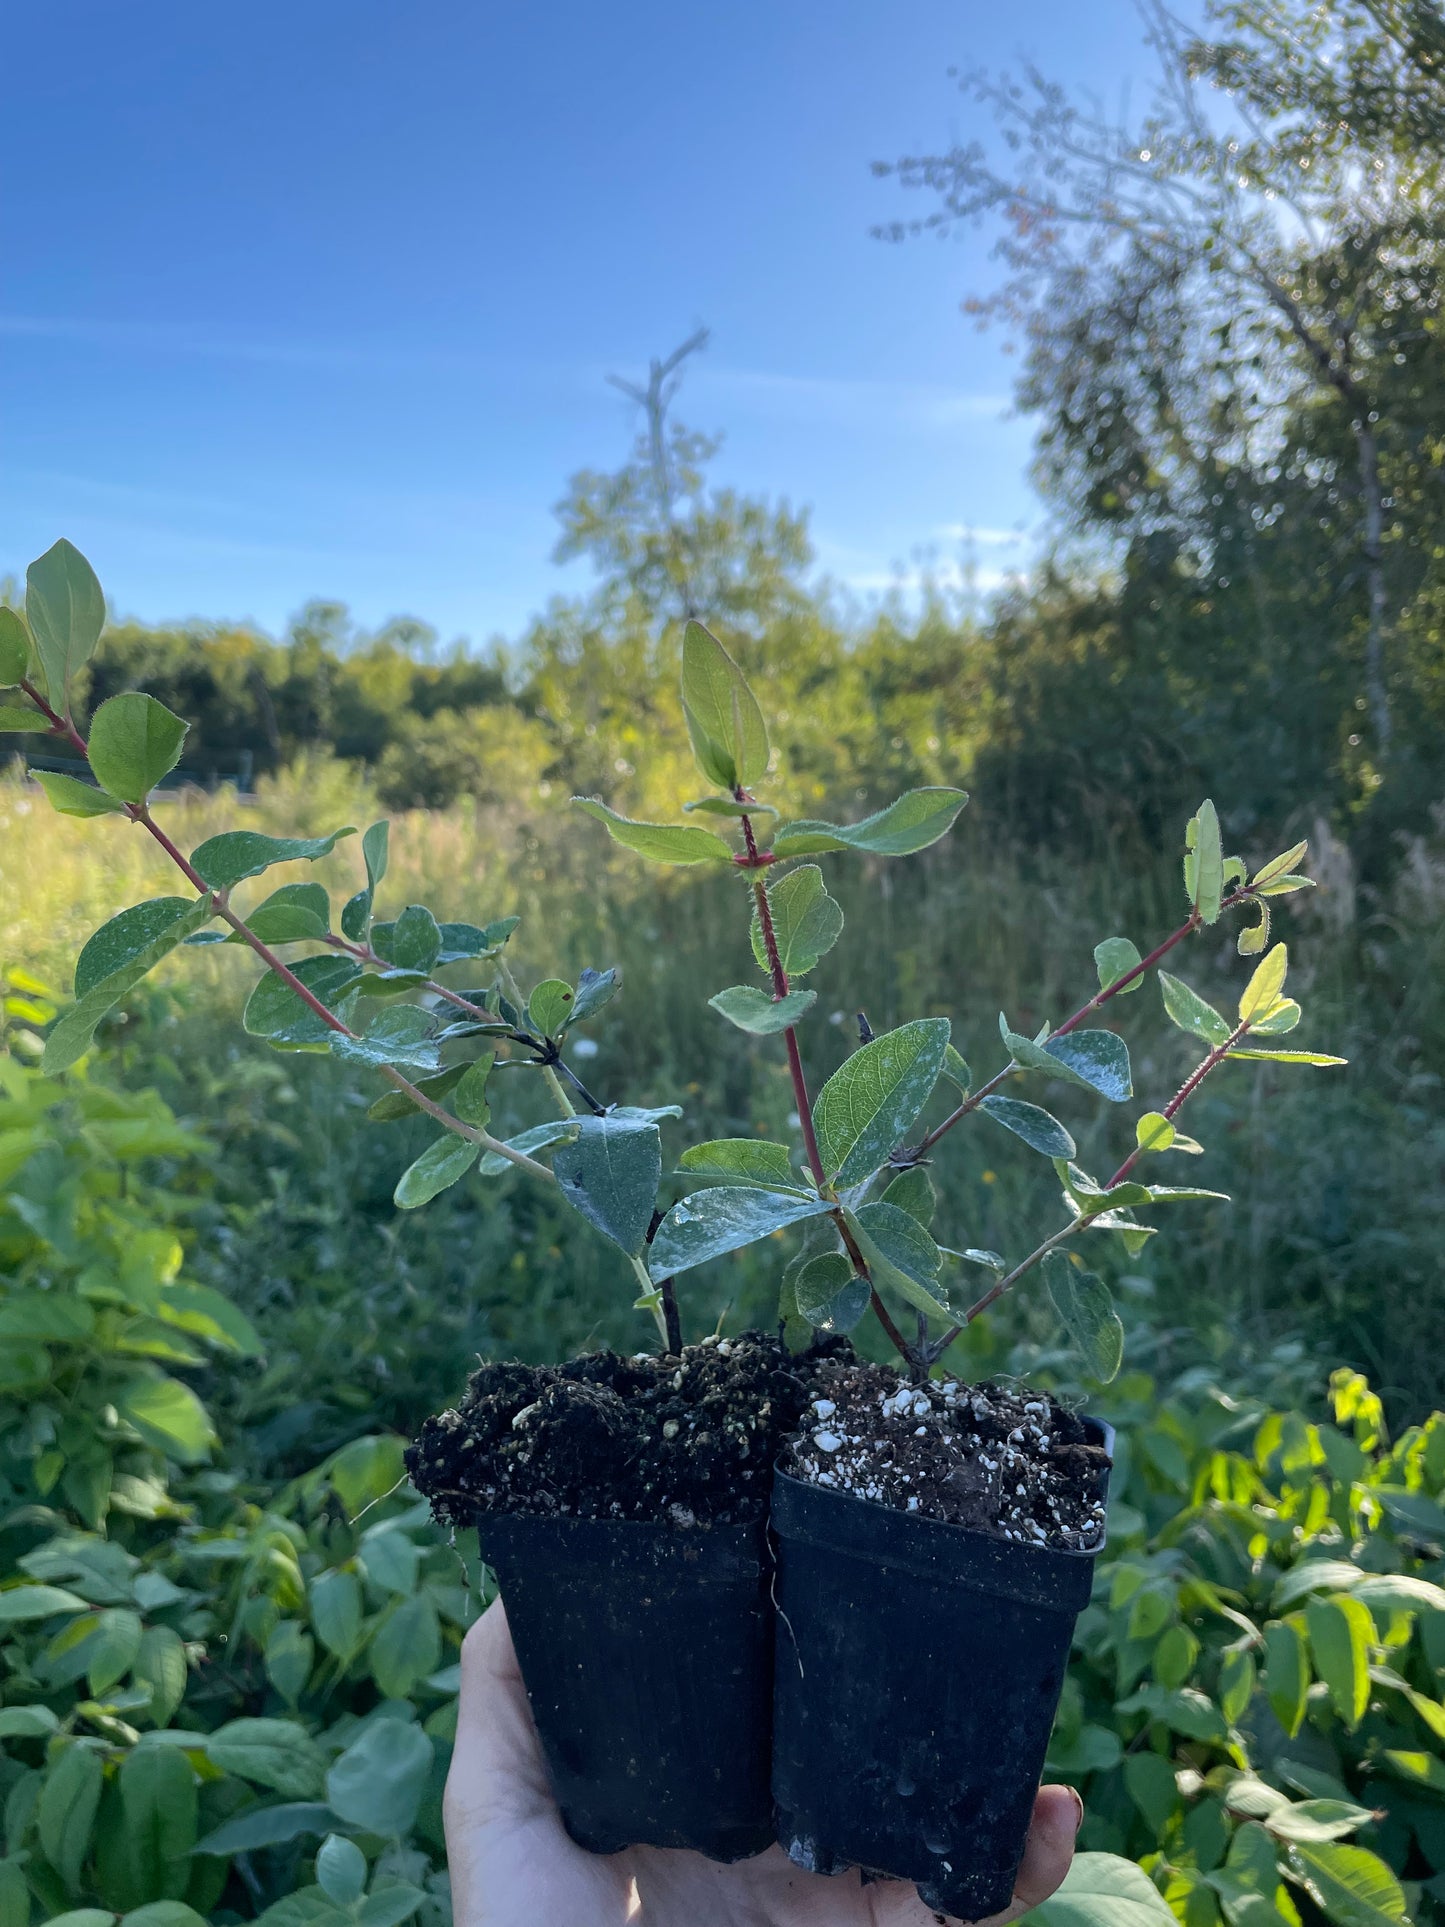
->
[876,0,1445,762]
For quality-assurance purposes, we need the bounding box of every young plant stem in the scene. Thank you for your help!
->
[926,1019,1253,1363]
[628,1254,671,1347]
[1102,1021,1252,1191]
[912,893,1256,1158]
[739,807,919,1370]
[19,679,554,1182]
[659,1275,683,1355]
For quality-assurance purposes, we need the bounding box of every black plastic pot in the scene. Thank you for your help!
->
[477,1511,776,1861]
[770,1419,1114,1923]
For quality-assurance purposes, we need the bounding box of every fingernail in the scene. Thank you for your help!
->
[1068,1788,1085,1837]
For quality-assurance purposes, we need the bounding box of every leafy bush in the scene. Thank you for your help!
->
[1061,1364,1445,1923]
[0,1056,471,1927]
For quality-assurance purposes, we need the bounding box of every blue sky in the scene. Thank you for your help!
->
[3,2,1161,648]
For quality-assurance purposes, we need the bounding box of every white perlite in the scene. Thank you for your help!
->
[788,1372,1108,1549]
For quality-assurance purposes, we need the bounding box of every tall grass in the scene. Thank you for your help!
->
[5,760,1442,1435]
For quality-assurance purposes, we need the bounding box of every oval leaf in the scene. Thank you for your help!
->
[749,864,843,977]
[572,798,733,865]
[676,1139,804,1191]
[771,786,967,858]
[681,620,769,790]
[190,827,356,892]
[86,693,188,803]
[27,539,106,704]
[814,1017,950,1185]
[394,1134,480,1209]
[979,1094,1076,1160]
[554,1112,662,1255]
[1044,1250,1124,1383]
[648,1185,832,1280]
[708,984,816,1034]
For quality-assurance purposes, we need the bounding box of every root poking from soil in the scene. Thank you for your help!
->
[409,1332,850,1528]
[780,1360,1109,1549]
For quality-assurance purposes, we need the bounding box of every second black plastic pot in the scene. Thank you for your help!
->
[770,1419,1113,1922]
[477,1511,776,1861]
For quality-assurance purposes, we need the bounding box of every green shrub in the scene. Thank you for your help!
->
[0,1055,471,1927]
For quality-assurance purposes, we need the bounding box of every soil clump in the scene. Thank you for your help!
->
[409,1331,849,1527]
[779,1359,1109,1548]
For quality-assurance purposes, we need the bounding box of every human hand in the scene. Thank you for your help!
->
[445,1600,1081,1926]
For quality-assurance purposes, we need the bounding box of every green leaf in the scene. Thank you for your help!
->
[394,1133,480,1209]
[1240,944,1289,1024]
[1252,840,1308,889]
[117,1374,216,1464]
[1044,1250,1124,1383]
[998,1015,1132,1099]
[27,539,106,704]
[568,966,619,1025]
[941,1043,971,1092]
[435,917,519,962]
[194,1803,339,1858]
[682,796,778,819]
[1228,1048,1346,1066]
[357,1889,425,1927]
[1283,1842,1407,1925]
[1135,1112,1175,1153]
[1237,899,1270,957]
[572,798,733,865]
[527,979,574,1036]
[1257,874,1315,897]
[882,1165,935,1226]
[0,605,32,683]
[134,1625,188,1726]
[1306,1595,1374,1729]
[1023,1852,1176,1924]
[1043,1028,1133,1101]
[792,1252,870,1332]
[708,984,817,1034]
[332,1007,440,1075]
[0,1584,90,1621]
[309,1570,365,1661]
[979,1095,1076,1160]
[242,956,362,1048]
[676,1139,804,1191]
[848,1200,952,1319]
[681,620,769,790]
[1185,799,1225,924]
[45,896,215,1076]
[749,864,843,977]
[477,1118,580,1176]
[85,694,189,803]
[814,1017,950,1185]
[648,1186,832,1280]
[771,786,967,858]
[1267,1800,1375,1845]
[1142,1184,1231,1205]
[379,905,438,975]
[554,1113,661,1255]
[35,769,127,818]
[1159,972,1231,1047]
[1249,999,1300,1036]
[38,1742,103,1892]
[228,882,331,944]
[0,1704,61,1736]
[120,1745,196,1902]
[190,826,356,891]
[363,818,389,894]
[325,1719,433,1838]
[366,1063,469,1121]
[87,1606,142,1695]
[370,1593,441,1700]
[453,1055,493,1127]
[1095,937,1144,995]
[317,1836,367,1908]
[266,1619,315,1704]
[206,1719,328,1799]
[0,702,50,731]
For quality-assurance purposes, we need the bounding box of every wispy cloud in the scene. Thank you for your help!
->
[697,364,1014,433]
[933,522,1031,547]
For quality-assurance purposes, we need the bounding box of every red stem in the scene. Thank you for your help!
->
[913,895,1258,1157]
[740,810,916,1367]
[1103,1020,1251,1190]
[926,1017,1254,1361]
